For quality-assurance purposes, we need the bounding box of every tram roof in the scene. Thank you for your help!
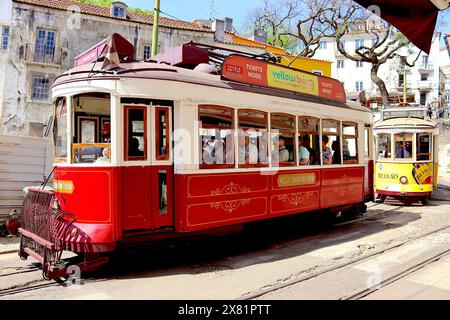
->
[53,61,371,113]
[374,117,437,129]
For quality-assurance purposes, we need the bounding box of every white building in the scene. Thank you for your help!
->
[312,20,446,109]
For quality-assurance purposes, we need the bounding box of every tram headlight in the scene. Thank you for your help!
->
[399,176,408,184]
[70,227,78,237]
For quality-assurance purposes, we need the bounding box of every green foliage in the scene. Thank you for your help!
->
[79,0,113,6]
[78,0,153,15]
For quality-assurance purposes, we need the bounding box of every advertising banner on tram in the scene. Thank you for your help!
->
[221,55,347,103]
[375,162,433,193]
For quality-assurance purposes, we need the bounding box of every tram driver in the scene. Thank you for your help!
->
[395,141,411,158]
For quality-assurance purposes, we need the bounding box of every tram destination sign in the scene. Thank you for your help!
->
[221,55,347,103]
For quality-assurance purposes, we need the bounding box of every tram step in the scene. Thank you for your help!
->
[384,196,424,206]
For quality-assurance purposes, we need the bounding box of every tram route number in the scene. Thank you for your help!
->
[178,304,271,317]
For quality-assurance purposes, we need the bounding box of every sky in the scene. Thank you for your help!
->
[122,0,261,32]
[122,1,450,37]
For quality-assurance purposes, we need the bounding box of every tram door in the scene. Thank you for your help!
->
[121,104,174,231]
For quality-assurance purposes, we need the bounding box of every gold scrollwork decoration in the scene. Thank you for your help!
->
[210,199,250,213]
[277,191,314,206]
[211,182,250,196]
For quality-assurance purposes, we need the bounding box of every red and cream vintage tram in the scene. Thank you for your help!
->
[19,35,373,279]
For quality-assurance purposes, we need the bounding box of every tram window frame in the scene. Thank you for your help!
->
[124,105,148,162]
[270,113,296,167]
[416,132,431,161]
[238,109,268,168]
[155,107,170,161]
[377,133,392,160]
[198,105,235,169]
[394,133,413,160]
[364,124,371,159]
[53,97,68,163]
[342,122,358,164]
[321,119,341,165]
[298,116,320,166]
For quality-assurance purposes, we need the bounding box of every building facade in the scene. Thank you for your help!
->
[312,20,446,110]
[0,0,215,137]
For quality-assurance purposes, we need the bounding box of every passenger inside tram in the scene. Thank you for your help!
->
[322,136,334,165]
[298,136,311,165]
[238,134,259,165]
[202,136,224,165]
[128,137,144,157]
[332,140,341,164]
[273,137,290,164]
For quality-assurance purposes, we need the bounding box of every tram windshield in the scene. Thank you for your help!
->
[394,133,413,160]
[377,133,391,159]
[54,98,68,162]
[71,93,111,164]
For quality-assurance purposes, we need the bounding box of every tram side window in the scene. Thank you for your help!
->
[125,106,147,161]
[199,105,234,168]
[364,124,371,159]
[342,122,358,164]
[238,109,268,167]
[270,113,296,167]
[416,133,431,161]
[394,133,413,159]
[54,97,67,162]
[377,133,391,159]
[322,119,341,165]
[156,107,170,160]
[298,117,320,165]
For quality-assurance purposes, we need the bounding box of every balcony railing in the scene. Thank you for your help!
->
[418,62,433,71]
[417,80,434,90]
[24,44,70,67]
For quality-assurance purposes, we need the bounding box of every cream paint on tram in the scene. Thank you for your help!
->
[52,75,372,174]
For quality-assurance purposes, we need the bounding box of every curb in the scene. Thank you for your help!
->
[0,248,19,255]
[437,184,450,191]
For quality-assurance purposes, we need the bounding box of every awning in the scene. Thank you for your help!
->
[352,0,449,53]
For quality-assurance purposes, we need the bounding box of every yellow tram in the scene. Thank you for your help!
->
[374,107,439,205]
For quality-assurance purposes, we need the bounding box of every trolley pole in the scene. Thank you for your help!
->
[403,69,407,104]
[151,0,161,57]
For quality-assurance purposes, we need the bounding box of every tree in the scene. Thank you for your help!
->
[248,0,358,57]
[330,15,419,107]
[248,0,419,107]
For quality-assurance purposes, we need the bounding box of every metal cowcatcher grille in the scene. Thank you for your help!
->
[19,188,77,279]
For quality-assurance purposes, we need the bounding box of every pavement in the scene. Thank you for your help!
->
[0,236,20,254]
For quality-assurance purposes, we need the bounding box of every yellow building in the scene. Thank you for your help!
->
[231,34,332,77]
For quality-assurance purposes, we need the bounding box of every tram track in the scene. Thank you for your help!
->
[0,265,40,278]
[241,224,450,300]
[342,248,450,300]
[0,281,60,298]
[0,202,421,299]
